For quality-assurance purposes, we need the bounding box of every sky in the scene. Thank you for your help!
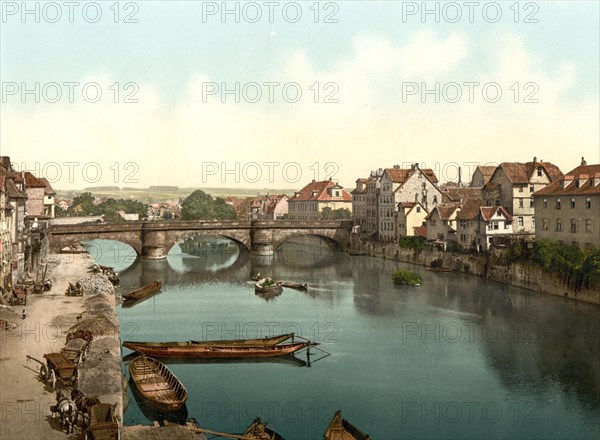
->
[1,1,599,190]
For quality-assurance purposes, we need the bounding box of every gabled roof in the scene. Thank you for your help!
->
[398,201,428,216]
[496,161,562,184]
[426,203,459,221]
[474,165,496,183]
[480,206,513,222]
[290,180,352,202]
[534,164,600,197]
[40,178,56,195]
[385,167,439,186]
[456,199,483,220]
[24,172,47,188]
[442,187,482,204]
[5,179,26,199]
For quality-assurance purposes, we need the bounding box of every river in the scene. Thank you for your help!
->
[85,237,600,440]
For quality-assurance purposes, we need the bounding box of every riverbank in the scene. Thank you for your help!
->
[350,240,600,305]
[0,252,123,440]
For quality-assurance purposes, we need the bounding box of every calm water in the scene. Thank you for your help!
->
[85,238,600,440]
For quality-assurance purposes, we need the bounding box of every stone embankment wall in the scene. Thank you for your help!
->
[351,240,600,305]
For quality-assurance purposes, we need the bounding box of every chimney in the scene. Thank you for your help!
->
[533,156,537,164]
[393,164,400,169]
[458,167,462,187]
[581,157,587,166]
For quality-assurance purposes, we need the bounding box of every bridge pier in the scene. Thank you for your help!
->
[141,229,168,260]
[251,228,274,256]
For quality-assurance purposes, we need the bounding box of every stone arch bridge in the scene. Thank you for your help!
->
[48,220,353,259]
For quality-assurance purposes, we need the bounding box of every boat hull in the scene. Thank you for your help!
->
[122,281,162,301]
[124,342,311,359]
[129,355,187,412]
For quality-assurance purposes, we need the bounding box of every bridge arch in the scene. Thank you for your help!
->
[164,231,251,257]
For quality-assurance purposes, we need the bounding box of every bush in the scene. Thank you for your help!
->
[391,269,422,286]
[398,236,425,251]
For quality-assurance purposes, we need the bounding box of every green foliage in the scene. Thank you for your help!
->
[162,211,174,220]
[499,238,599,290]
[391,269,423,286]
[60,192,147,222]
[181,190,236,221]
[398,236,425,251]
[320,207,352,220]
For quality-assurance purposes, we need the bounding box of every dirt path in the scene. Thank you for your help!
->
[0,253,95,440]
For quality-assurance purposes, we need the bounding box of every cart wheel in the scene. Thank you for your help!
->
[49,369,56,390]
[40,364,48,381]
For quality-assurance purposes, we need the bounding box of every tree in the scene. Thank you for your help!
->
[162,210,174,220]
[181,190,236,220]
[321,207,351,220]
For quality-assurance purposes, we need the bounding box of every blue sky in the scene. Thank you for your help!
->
[1,1,599,189]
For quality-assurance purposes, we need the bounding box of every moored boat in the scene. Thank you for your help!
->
[278,281,308,291]
[123,333,294,354]
[243,417,285,440]
[122,281,162,301]
[425,267,452,272]
[124,341,315,359]
[255,278,283,295]
[323,411,370,440]
[129,355,187,412]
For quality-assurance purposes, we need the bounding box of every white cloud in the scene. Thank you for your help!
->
[1,32,597,189]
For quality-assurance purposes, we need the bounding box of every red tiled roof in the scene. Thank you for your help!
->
[290,180,352,202]
[414,226,427,238]
[24,172,47,188]
[386,167,439,185]
[479,206,513,222]
[456,199,482,220]
[442,187,482,203]
[5,179,26,198]
[426,203,459,221]
[40,178,56,195]
[497,161,562,184]
[534,164,600,197]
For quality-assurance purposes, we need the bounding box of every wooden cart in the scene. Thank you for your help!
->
[12,287,27,305]
[27,353,78,390]
[83,403,119,440]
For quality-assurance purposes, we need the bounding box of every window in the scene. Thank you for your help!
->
[518,217,524,227]
[586,198,591,209]
[537,167,543,177]
[585,219,592,233]
[518,199,524,208]
[570,219,577,233]
[519,186,524,192]
[530,198,534,208]
[532,217,535,227]
[543,199,547,208]
[570,198,575,209]
[543,218,549,231]
[556,219,562,231]
[416,207,421,213]
[505,221,510,229]
[335,191,339,197]
[556,198,561,209]
[433,195,438,204]
[529,185,534,192]
[495,199,501,206]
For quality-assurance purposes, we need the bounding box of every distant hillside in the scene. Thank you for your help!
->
[56,187,293,202]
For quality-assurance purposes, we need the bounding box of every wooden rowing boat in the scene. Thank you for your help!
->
[122,281,162,301]
[243,418,285,440]
[278,281,308,291]
[129,355,187,412]
[425,267,452,272]
[124,341,315,359]
[323,411,370,440]
[123,333,294,354]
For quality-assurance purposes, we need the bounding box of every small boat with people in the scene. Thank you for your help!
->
[129,355,187,412]
[254,278,283,295]
[124,340,317,359]
[122,281,162,301]
[323,410,370,440]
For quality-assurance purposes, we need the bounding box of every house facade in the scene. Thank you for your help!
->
[379,165,441,242]
[351,178,368,231]
[533,160,600,249]
[457,202,513,251]
[288,180,352,221]
[364,171,382,237]
[395,202,428,239]
[482,158,562,235]
[425,203,460,244]
[470,165,496,187]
